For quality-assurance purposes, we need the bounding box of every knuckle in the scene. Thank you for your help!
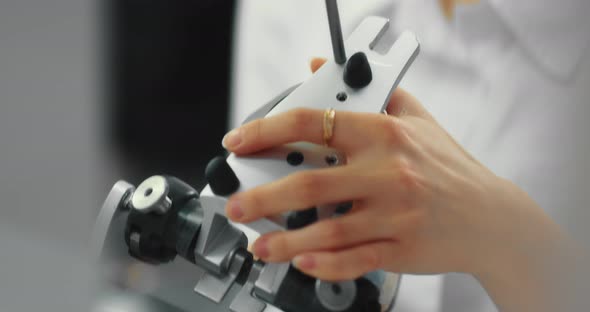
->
[270,233,290,256]
[295,172,323,203]
[245,119,263,144]
[319,257,343,280]
[398,165,420,192]
[383,155,408,174]
[290,108,315,135]
[318,255,361,281]
[385,157,422,194]
[362,248,381,271]
[323,221,347,244]
[376,115,405,146]
[243,191,265,218]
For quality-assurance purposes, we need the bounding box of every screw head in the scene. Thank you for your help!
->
[131,175,172,214]
[315,280,357,311]
[325,154,339,166]
[286,151,305,166]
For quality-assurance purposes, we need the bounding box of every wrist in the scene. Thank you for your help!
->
[471,177,570,311]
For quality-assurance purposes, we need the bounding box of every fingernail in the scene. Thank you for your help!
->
[253,237,270,259]
[293,255,315,271]
[222,128,242,149]
[228,198,244,220]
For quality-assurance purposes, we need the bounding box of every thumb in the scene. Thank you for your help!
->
[387,88,436,122]
[310,57,328,73]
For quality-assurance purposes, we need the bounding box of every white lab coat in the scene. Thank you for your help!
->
[231,1,590,311]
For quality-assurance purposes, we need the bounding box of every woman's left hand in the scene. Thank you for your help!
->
[221,59,562,284]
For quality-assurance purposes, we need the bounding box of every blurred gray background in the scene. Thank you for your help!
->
[0,0,101,310]
[0,0,235,310]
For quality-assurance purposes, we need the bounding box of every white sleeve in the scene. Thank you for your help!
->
[473,50,590,248]
[487,0,590,78]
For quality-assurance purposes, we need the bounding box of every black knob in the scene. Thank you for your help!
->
[124,176,201,264]
[343,52,373,89]
[205,156,240,196]
[286,208,318,230]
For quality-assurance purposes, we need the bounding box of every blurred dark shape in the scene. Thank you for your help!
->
[106,0,236,189]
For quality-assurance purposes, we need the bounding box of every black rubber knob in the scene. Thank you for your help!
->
[286,208,318,230]
[343,52,373,89]
[205,156,240,196]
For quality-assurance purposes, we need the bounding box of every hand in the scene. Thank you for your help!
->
[439,0,480,19]
[222,58,564,293]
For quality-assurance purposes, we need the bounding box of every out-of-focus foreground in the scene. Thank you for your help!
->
[0,0,235,311]
[0,0,98,310]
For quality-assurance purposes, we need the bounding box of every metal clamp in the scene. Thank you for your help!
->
[192,196,249,303]
[230,262,267,312]
[253,263,291,304]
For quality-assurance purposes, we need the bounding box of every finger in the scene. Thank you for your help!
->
[253,209,421,262]
[386,88,435,122]
[292,240,400,281]
[310,57,328,73]
[439,0,454,20]
[225,164,385,223]
[387,88,463,151]
[252,208,406,262]
[222,108,407,155]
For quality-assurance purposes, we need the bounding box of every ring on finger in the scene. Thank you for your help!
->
[323,108,336,147]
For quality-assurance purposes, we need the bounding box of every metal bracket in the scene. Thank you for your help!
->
[194,196,248,276]
[194,250,247,303]
[253,263,291,304]
[92,181,135,261]
[192,195,249,303]
[230,263,267,312]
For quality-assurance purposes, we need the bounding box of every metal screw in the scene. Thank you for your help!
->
[325,154,339,166]
[315,280,357,311]
[336,92,348,102]
[131,175,172,214]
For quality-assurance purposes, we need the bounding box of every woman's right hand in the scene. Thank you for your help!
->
[223,57,574,312]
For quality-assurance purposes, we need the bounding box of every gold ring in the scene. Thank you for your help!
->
[323,108,336,146]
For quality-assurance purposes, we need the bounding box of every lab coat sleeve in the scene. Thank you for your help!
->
[487,0,590,79]
[482,55,590,250]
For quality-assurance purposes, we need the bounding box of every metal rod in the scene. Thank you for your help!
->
[325,0,347,65]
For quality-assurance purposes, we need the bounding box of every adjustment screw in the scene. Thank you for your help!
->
[287,151,305,166]
[325,154,339,166]
[315,280,357,311]
[131,175,172,214]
